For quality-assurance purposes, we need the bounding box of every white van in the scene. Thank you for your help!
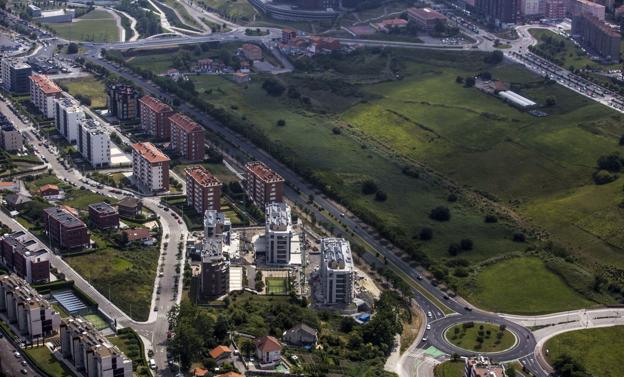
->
[149,359,157,370]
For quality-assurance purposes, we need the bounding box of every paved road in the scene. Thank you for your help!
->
[0,335,40,377]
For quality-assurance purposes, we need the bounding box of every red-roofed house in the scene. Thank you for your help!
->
[309,36,341,54]
[0,181,17,191]
[139,96,174,139]
[208,345,231,364]
[241,43,263,60]
[374,18,409,32]
[131,142,170,193]
[193,368,209,377]
[123,228,154,245]
[168,113,205,162]
[255,335,282,365]
[38,184,64,200]
[216,372,243,377]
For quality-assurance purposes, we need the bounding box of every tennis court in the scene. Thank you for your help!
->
[265,277,288,295]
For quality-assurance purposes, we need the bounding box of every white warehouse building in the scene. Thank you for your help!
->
[265,202,293,265]
[498,90,537,109]
[54,97,84,143]
[320,238,355,305]
[78,119,111,168]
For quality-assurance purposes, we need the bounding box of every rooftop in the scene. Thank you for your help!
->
[88,202,117,215]
[169,113,203,134]
[256,335,282,353]
[63,317,129,360]
[186,166,221,188]
[124,228,151,242]
[117,196,141,208]
[38,184,59,193]
[266,202,291,231]
[80,119,107,135]
[2,231,48,259]
[245,161,284,183]
[44,207,85,228]
[407,7,447,20]
[321,238,353,271]
[132,142,170,164]
[30,74,62,95]
[209,345,231,359]
[0,274,51,308]
[55,97,82,111]
[3,59,31,70]
[139,95,173,113]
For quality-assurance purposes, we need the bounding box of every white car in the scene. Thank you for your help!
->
[149,359,157,370]
[426,324,431,330]
[427,311,432,318]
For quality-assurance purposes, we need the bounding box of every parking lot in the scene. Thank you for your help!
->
[0,333,40,377]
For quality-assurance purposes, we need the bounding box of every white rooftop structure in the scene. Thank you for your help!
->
[498,90,537,108]
[321,238,353,271]
[266,202,292,231]
[265,202,293,265]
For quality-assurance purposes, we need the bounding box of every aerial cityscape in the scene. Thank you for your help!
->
[0,0,622,376]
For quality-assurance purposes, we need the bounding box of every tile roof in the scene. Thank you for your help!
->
[256,335,282,353]
[245,161,284,183]
[30,74,62,95]
[169,113,202,134]
[216,372,244,377]
[38,184,59,193]
[209,345,231,359]
[139,95,173,114]
[186,166,221,187]
[132,142,170,164]
[124,228,151,241]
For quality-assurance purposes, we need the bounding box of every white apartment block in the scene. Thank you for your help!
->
[60,317,133,377]
[320,238,354,305]
[521,0,542,15]
[131,142,170,193]
[204,210,231,240]
[0,274,61,340]
[265,202,292,265]
[54,97,84,143]
[29,74,62,118]
[78,119,111,168]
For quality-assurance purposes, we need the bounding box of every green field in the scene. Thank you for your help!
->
[64,237,159,321]
[265,277,288,295]
[196,0,257,22]
[25,346,74,377]
[122,46,624,312]
[61,189,114,209]
[445,322,515,353]
[47,9,120,42]
[545,326,624,377]
[57,75,107,108]
[434,360,465,377]
[465,258,594,314]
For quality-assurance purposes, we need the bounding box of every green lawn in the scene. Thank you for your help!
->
[25,346,74,377]
[61,189,114,209]
[47,9,120,42]
[57,75,107,108]
[445,322,515,353]
[465,257,594,315]
[434,360,465,377]
[545,326,624,377]
[64,237,159,321]
[265,277,288,295]
[196,0,257,22]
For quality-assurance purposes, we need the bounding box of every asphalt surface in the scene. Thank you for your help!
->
[0,336,40,377]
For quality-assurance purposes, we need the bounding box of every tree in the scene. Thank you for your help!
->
[512,232,526,242]
[240,339,255,357]
[460,238,473,251]
[361,180,379,195]
[276,119,286,127]
[262,78,286,96]
[619,134,624,146]
[455,75,463,84]
[448,243,460,256]
[375,190,387,201]
[340,316,356,333]
[464,77,476,87]
[67,42,78,54]
[429,206,451,222]
[419,227,433,241]
[505,367,517,377]
[484,214,498,223]
[484,50,504,64]
[597,153,623,172]
[545,95,557,107]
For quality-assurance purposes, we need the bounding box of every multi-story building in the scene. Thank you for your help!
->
[265,202,292,265]
[204,210,231,240]
[43,207,89,250]
[131,142,170,193]
[29,74,62,118]
[60,317,133,377]
[138,95,174,139]
[572,12,620,62]
[0,274,61,340]
[465,356,506,377]
[570,0,605,19]
[0,113,22,152]
[545,0,566,18]
[116,197,142,218]
[475,0,520,24]
[107,83,139,121]
[169,113,205,162]
[320,238,354,305]
[406,7,447,31]
[244,161,284,208]
[0,231,50,284]
[200,239,229,298]
[54,97,85,143]
[88,202,119,229]
[78,119,111,168]
[185,166,222,214]
[1,59,32,94]
[520,0,541,16]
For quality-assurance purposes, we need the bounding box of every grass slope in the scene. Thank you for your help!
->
[545,326,624,377]
[466,257,593,314]
[48,9,119,42]
[434,360,465,377]
[57,75,107,109]
[25,346,74,377]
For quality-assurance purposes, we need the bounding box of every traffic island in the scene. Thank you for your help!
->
[444,322,517,353]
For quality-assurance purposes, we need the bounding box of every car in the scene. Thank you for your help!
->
[426,324,431,330]
[421,337,428,342]
[427,311,432,318]
[21,360,27,366]
[464,306,472,311]
[149,359,157,370]
[20,369,27,375]
[14,351,21,358]
[442,295,449,300]
[154,306,159,311]
[416,275,423,280]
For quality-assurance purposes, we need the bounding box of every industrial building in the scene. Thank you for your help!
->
[407,7,447,31]
[319,238,354,305]
[498,90,537,108]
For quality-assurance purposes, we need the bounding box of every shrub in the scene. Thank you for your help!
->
[512,232,526,242]
[619,134,624,146]
[484,214,498,223]
[419,227,433,241]
[67,42,78,54]
[460,238,473,250]
[448,243,460,256]
[361,180,378,195]
[593,169,618,185]
[276,119,286,127]
[597,153,623,172]
[375,190,388,201]
[429,206,451,222]
[447,193,457,202]
[332,127,342,135]
[402,166,420,178]
[262,78,285,96]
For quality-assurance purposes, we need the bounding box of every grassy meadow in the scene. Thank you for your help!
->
[48,9,120,42]
[57,75,108,108]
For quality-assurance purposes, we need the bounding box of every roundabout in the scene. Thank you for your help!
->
[426,313,537,362]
